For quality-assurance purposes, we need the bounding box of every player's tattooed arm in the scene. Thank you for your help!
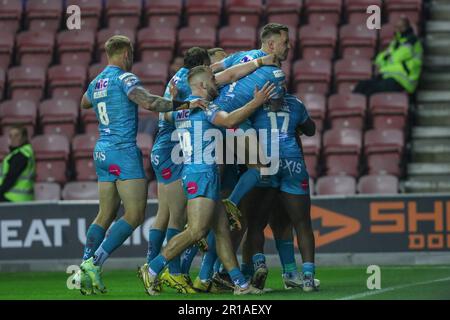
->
[80,93,92,109]
[128,86,174,112]
[296,117,316,137]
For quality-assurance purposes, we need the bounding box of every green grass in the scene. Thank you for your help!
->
[1,266,450,300]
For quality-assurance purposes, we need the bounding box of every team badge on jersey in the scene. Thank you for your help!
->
[240,55,254,63]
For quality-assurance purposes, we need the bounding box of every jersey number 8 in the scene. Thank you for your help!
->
[97,102,110,125]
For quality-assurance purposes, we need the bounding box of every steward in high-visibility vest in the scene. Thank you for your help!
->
[0,127,36,202]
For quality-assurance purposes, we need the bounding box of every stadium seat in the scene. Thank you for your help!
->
[219,26,257,53]
[364,129,404,176]
[72,133,98,181]
[0,68,5,101]
[266,0,303,28]
[0,135,9,162]
[186,0,222,28]
[39,99,79,139]
[334,58,372,93]
[295,93,326,132]
[31,134,70,183]
[386,0,422,25]
[26,0,63,32]
[0,99,37,137]
[293,59,332,94]
[0,31,15,70]
[145,0,182,29]
[323,128,362,177]
[339,24,378,59]
[148,179,158,199]
[132,62,168,97]
[345,0,383,23]
[16,31,55,68]
[328,93,366,129]
[304,0,343,26]
[379,23,419,49]
[48,65,87,102]
[309,178,315,195]
[300,134,321,179]
[57,30,95,66]
[357,174,399,194]
[96,28,136,64]
[34,182,61,201]
[369,92,409,130]
[62,182,99,200]
[137,133,154,179]
[81,108,99,133]
[7,66,46,102]
[316,175,357,195]
[178,26,217,54]
[281,61,292,89]
[89,63,105,81]
[106,0,142,30]
[66,0,103,30]
[138,27,176,63]
[0,0,22,33]
[226,0,263,28]
[298,24,338,60]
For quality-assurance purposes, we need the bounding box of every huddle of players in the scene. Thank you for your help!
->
[75,22,318,296]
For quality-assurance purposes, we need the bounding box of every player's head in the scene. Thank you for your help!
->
[208,48,227,64]
[105,35,134,71]
[187,65,218,101]
[8,125,28,148]
[184,47,211,69]
[260,23,290,62]
[395,17,411,35]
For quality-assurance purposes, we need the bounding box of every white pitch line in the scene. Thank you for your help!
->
[337,276,450,300]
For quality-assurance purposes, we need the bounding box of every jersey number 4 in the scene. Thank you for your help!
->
[268,112,289,133]
[97,102,110,126]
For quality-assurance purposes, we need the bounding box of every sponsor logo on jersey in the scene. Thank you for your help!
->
[108,164,121,176]
[273,70,285,78]
[162,168,172,180]
[240,55,254,63]
[95,78,109,90]
[186,181,199,194]
[176,109,190,120]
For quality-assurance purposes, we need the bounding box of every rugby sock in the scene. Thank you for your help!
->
[166,228,182,275]
[252,253,266,269]
[93,219,134,266]
[199,232,217,281]
[240,263,255,279]
[181,245,199,275]
[213,259,222,273]
[228,168,261,206]
[275,239,297,274]
[83,224,106,261]
[302,262,315,276]
[229,267,249,288]
[149,254,168,276]
[147,228,166,264]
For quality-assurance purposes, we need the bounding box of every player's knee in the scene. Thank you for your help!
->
[188,225,208,242]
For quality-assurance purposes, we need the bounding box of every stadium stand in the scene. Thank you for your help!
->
[357,174,399,194]
[316,175,357,195]
[34,182,62,201]
[266,0,302,28]
[0,31,14,70]
[0,135,9,162]
[39,99,79,139]
[0,99,37,138]
[62,181,99,200]
[72,133,98,181]
[66,0,103,31]
[145,0,183,29]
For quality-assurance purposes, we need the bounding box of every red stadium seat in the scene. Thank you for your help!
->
[369,92,409,130]
[132,62,168,97]
[88,63,105,82]
[31,134,70,183]
[299,24,338,60]
[72,133,98,181]
[0,0,22,33]
[300,134,321,179]
[178,26,217,54]
[16,31,55,68]
[226,0,263,28]
[145,0,182,29]
[219,26,257,53]
[0,99,37,137]
[364,129,404,176]
[81,108,98,133]
[293,59,332,95]
[148,179,158,199]
[57,30,95,66]
[62,182,99,200]
[106,0,142,30]
[0,31,14,70]
[0,68,5,101]
[34,182,61,201]
[66,0,103,30]
[7,66,46,102]
[266,0,303,28]
[345,0,383,23]
[138,27,176,63]
[137,133,154,179]
[281,61,292,89]
[96,28,136,64]
[328,93,366,129]
[295,93,326,132]
[0,135,9,162]
[39,99,79,139]
[339,24,378,59]
[48,65,87,102]
[186,0,222,28]
[323,128,362,177]
[334,58,372,93]
[316,175,356,195]
[386,0,422,25]
[357,174,399,194]
[26,0,63,32]
[304,0,343,26]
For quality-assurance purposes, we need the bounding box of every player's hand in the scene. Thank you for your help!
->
[261,54,280,67]
[169,79,178,99]
[189,98,208,111]
[253,82,276,106]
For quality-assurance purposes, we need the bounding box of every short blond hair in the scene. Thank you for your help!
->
[105,35,133,58]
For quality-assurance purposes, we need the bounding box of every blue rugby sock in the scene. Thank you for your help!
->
[166,228,182,275]
[199,232,217,281]
[213,259,222,273]
[252,253,266,269]
[302,262,315,276]
[181,245,199,275]
[275,239,297,274]
[228,168,261,206]
[229,267,248,288]
[149,254,168,276]
[83,224,106,261]
[93,219,134,266]
[147,228,166,264]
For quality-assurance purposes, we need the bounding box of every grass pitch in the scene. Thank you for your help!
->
[1,266,450,300]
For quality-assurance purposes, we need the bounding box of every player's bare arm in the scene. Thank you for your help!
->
[213,82,275,129]
[80,93,92,109]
